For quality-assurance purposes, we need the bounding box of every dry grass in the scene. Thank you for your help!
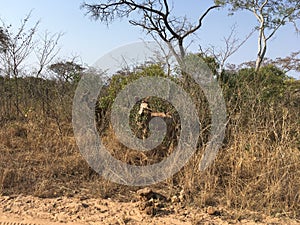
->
[0,74,299,221]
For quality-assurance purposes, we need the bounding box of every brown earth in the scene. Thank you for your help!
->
[0,193,299,225]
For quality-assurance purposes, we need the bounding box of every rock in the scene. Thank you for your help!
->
[136,188,167,201]
[138,200,153,211]
[54,213,68,223]
[81,202,89,208]
[144,205,155,216]
[206,206,216,215]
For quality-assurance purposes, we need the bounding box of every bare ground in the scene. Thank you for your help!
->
[0,194,299,225]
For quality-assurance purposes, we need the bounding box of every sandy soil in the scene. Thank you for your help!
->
[0,190,300,225]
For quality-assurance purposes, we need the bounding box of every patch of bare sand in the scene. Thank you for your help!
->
[0,194,299,225]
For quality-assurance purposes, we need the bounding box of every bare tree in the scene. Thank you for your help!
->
[0,13,62,79]
[0,13,39,79]
[34,31,63,78]
[237,51,300,74]
[0,13,39,116]
[81,0,221,82]
[201,24,255,77]
[219,0,300,72]
[0,12,62,117]
[270,51,300,73]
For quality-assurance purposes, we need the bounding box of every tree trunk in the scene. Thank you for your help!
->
[255,44,267,72]
[255,26,267,72]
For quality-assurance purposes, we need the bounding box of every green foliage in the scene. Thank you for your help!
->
[97,63,180,138]
[98,64,168,111]
[49,61,85,83]
[0,27,9,53]
[222,64,288,103]
[257,65,288,100]
[220,0,300,28]
[219,65,290,136]
[197,53,219,75]
[219,0,300,71]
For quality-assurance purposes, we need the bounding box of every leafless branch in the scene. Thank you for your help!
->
[35,31,63,77]
[204,24,255,74]
[82,0,220,63]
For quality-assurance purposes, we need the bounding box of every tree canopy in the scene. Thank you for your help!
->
[219,0,300,71]
[82,0,220,65]
[0,27,9,53]
[49,60,86,83]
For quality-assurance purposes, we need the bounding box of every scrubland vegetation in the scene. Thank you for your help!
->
[0,60,299,219]
[1,0,300,222]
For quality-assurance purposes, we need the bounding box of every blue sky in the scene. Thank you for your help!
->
[1,0,299,78]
